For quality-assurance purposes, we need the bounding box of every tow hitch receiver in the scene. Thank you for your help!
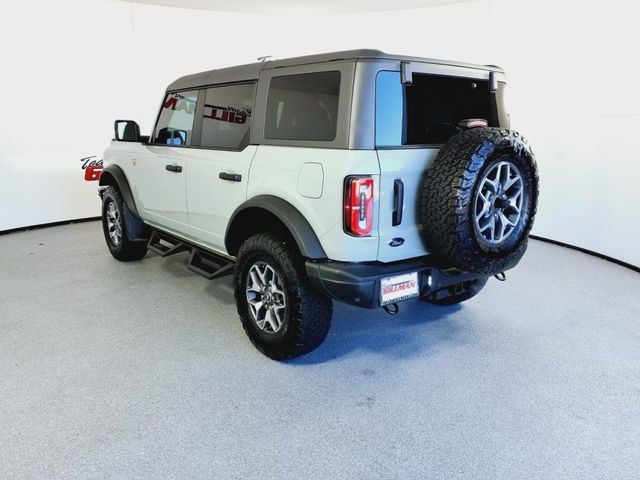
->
[383,303,400,315]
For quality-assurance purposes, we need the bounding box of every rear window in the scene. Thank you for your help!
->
[376,71,494,146]
[265,71,340,141]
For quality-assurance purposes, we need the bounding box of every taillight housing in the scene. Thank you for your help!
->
[344,176,374,237]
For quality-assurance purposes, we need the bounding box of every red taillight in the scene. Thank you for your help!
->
[344,176,374,237]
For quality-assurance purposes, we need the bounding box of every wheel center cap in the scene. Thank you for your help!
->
[493,197,509,210]
[263,292,272,303]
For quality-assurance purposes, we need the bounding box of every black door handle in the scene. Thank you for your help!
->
[219,172,242,182]
[165,164,182,173]
[392,179,404,226]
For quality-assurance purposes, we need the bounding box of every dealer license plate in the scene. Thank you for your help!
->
[380,272,419,306]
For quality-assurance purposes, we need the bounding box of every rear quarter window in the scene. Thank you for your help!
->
[265,71,340,142]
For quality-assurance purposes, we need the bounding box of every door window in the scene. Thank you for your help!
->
[153,90,198,146]
[200,83,255,149]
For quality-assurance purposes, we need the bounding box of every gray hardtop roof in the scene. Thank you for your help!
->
[167,49,503,91]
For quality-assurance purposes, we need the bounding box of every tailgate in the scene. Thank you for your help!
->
[376,148,439,262]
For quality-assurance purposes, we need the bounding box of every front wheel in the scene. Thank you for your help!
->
[234,231,332,360]
[101,186,148,261]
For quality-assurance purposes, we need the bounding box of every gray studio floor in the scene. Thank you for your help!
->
[1,221,639,479]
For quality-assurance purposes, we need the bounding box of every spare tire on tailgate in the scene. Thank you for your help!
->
[421,128,539,275]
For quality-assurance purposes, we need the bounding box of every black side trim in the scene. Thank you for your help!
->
[99,165,140,218]
[530,235,639,274]
[226,195,326,259]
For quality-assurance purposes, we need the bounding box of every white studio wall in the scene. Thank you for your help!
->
[1,0,639,267]
[0,0,316,233]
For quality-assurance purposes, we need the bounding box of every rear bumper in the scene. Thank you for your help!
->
[305,257,488,308]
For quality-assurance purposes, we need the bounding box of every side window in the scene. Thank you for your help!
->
[153,90,198,146]
[375,71,405,146]
[265,71,340,141]
[200,83,255,149]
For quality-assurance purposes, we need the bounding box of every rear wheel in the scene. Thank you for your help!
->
[234,231,332,360]
[101,186,148,261]
[423,277,488,306]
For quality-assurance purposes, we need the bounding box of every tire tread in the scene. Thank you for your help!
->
[102,186,148,262]
[234,231,332,360]
[421,128,539,274]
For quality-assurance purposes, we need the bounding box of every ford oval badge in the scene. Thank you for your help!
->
[389,237,405,247]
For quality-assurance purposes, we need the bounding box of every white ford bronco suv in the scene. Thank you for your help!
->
[100,50,538,359]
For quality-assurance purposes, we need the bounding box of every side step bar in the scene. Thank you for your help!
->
[147,230,234,279]
[188,249,234,280]
[147,231,189,257]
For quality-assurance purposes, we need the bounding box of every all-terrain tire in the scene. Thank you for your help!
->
[423,277,489,306]
[421,128,539,274]
[101,186,148,261]
[234,231,332,360]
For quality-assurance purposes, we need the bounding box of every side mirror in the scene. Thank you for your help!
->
[170,129,187,145]
[114,120,141,142]
[156,127,187,145]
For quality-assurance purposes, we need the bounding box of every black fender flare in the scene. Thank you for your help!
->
[99,165,140,217]
[225,195,327,259]
[99,165,148,241]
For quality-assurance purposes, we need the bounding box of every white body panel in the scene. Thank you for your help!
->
[104,142,189,239]
[186,146,257,251]
[248,146,380,262]
[105,143,382,262]
[104,141,442,263]
[376,148,438,262]
[132,145,190,235]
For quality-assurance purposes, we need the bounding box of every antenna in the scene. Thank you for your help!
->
[257,55,272,62]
